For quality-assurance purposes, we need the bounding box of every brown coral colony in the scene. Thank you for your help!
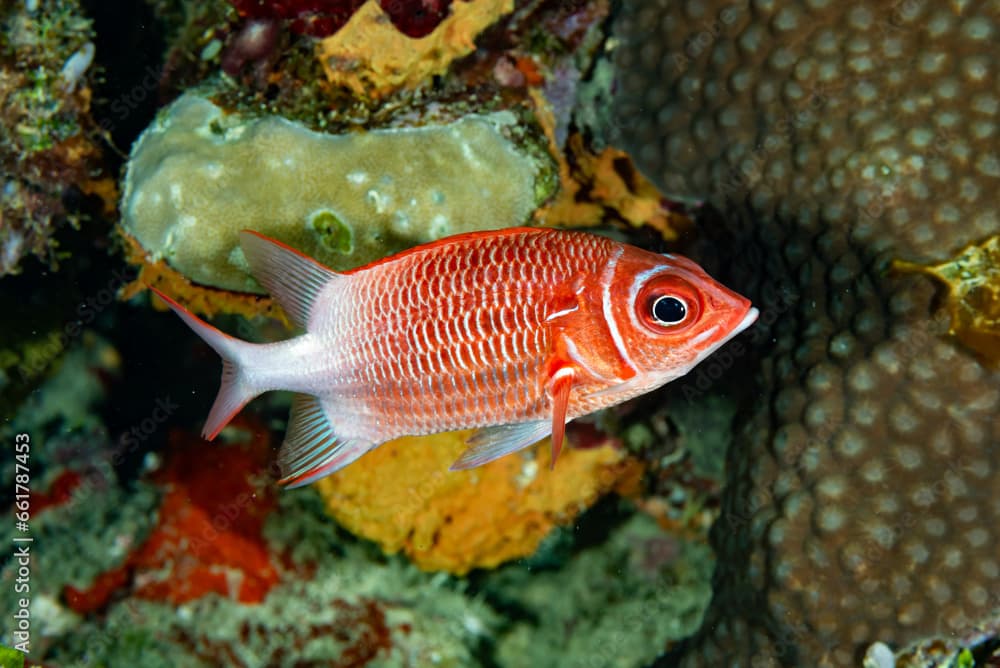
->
[613,0,1000,664]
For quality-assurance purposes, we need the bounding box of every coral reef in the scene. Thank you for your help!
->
[883,635,1000,668]
[118,0,676,324]
[0,0,110,276]
[120,92,553,299]
[536,123,692,241]
[0,478,160,657]
[229,0,366,38]
[611,0,1000,664]
[315,430,642,574]
[0,336,159,657]
[42,488,503,667]
[1,0,765,665]
[6,401,701,667]
[66,418,280,611]
[1,275,715,667]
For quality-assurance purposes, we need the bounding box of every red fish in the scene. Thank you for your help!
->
[154,227,757,487]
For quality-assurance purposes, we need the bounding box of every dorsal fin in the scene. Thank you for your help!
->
[239,230,340,329]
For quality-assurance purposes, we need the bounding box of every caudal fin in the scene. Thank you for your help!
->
[149,288,260,439]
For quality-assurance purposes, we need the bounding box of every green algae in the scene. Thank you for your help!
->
[0,338,161,645]
[20,458,713,668]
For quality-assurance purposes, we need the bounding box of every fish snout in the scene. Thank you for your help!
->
[703,282,757,337]
[733,305,759,336]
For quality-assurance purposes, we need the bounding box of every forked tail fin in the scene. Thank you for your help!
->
[149,288,260,439]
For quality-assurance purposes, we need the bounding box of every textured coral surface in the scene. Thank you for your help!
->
[231,0,455,38]
[612,0,1000,664]
[65,418,280,611]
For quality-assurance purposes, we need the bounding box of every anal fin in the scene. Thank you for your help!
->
[450,421,551,470]
[278,394,374,487]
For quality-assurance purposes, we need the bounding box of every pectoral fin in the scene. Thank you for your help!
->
[547,365,576,468]
[451,421,551,470]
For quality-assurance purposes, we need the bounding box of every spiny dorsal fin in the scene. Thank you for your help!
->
[239,230,340,329]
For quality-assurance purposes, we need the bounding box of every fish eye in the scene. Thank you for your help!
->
[650,295,687,325]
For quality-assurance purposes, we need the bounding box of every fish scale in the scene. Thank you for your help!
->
[155,226,758,487]
[339,232,602,431]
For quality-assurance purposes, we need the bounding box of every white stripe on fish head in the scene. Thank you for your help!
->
[600,246,639,377]
[625,264,674,335]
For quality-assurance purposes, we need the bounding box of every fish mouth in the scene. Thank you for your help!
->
[689,306,760,368]
[734,306,759,336]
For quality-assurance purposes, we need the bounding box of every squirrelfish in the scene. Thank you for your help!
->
[155,227,757,487]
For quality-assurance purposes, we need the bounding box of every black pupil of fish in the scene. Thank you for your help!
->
[652,296,686,324]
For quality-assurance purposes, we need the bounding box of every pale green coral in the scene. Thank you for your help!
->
[121,93,553,291]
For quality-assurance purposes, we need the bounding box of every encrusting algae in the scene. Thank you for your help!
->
[894,235,1000,365]
[315,431,642,574]
[317,0,514,98]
